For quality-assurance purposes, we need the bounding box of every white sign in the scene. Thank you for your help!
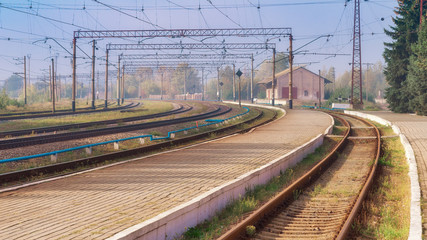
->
[332,103,351,109]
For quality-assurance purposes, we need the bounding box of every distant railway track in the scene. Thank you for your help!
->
[0,103,231,150]
[220,112,380,240]
[0,107,276,184]
[0,102,114,117]
[0,102,139,121]
[0,103,190,138]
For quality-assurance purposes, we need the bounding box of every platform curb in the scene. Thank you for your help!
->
[109,105,332,240]
[345,110,422,240]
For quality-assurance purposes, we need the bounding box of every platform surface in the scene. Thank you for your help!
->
[0,109,331,239]
[363,111,427,235]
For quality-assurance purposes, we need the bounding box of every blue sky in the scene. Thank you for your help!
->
[0,0,398,83]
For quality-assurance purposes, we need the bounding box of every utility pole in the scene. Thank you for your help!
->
[27,55,31,89]
[288,35,293,109]
[233,64,237,102]
[217,67,220,101]
[105,49,109,108]
[184,67,187,100]
[121,64,125,104]
[117,55,121,105]
[318,70,322,108]
[72,37,77,112]
[23,56,27,105]
[236,69,242,107]
[351,0,363,108]
[202,68,205,101]
[272,48,276,106]
[49,65,52,102]
[161,72,164,100]
[251,54,254,103]
[51,58,55,112]
[91,40,96,109]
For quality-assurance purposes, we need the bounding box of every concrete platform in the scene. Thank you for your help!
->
[0,109,332,240]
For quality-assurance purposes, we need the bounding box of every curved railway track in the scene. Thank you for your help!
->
[0,102,138,121]
[0,103,190,138]
[0,102,115,117]
[0,107,276,184]
[0,103,231,150]
[220,112,380,240]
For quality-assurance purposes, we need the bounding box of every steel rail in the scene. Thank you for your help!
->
[0,102,138,121]
[0,104,230,150]
[0,107,276,184]
[219,112,380,240]
[0,104,189,138]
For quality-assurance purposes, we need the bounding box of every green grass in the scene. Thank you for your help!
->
[177,137,339,240]
[351,130,410,239]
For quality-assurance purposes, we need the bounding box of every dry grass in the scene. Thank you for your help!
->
[351,134,410,239]
[0,101,173,131]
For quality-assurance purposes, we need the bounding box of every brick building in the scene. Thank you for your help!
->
[258,66,332,102]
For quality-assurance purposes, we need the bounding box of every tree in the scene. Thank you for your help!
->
[383,0,420,112]
[407,21,427,115]
[4,74,23,98]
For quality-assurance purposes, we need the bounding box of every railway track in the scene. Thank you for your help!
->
[0,107,275,184]
[0,103,190,138]
[0,103,231,150]
[220,112,380,240]
[0,102,138,121]
[0,102,115,117]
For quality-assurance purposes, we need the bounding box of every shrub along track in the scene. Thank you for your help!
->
[219,112,381,240]
[0,102,228,150]
[0,106,276,185]
[0,101,137,121]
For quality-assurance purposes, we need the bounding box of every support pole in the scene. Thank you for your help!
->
[288,34,293,109]
[105,49,109,108]
[184,68,187,100]
[117,55,121,105]
[23,56,27,105]
[91,40,96,109]
[52,58,55,112]
[272,48,276,106]
[238,74,241,108]
[72,37,76,112]
[161,72,164,100]
[121,65,125,104]
[233,64,236,101]
[251,54,254,103]
[202,68,205,101]
[318,70,321,108]
[217,67,220,101]
[49,65,52,102]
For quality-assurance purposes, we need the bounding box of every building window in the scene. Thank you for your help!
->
[304,90,308,96]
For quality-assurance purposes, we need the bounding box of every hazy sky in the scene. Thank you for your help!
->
[0,0,398,83]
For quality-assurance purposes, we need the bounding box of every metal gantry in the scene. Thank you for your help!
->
[106,43,276,51]
[71,27,292,110]
[119,53,253,60]
[74,28,292,39]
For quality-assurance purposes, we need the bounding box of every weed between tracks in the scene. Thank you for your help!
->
[178,137,339,240]
[350,127,410,239]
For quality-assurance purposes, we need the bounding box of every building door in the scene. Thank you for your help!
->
[282,87,298,99]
